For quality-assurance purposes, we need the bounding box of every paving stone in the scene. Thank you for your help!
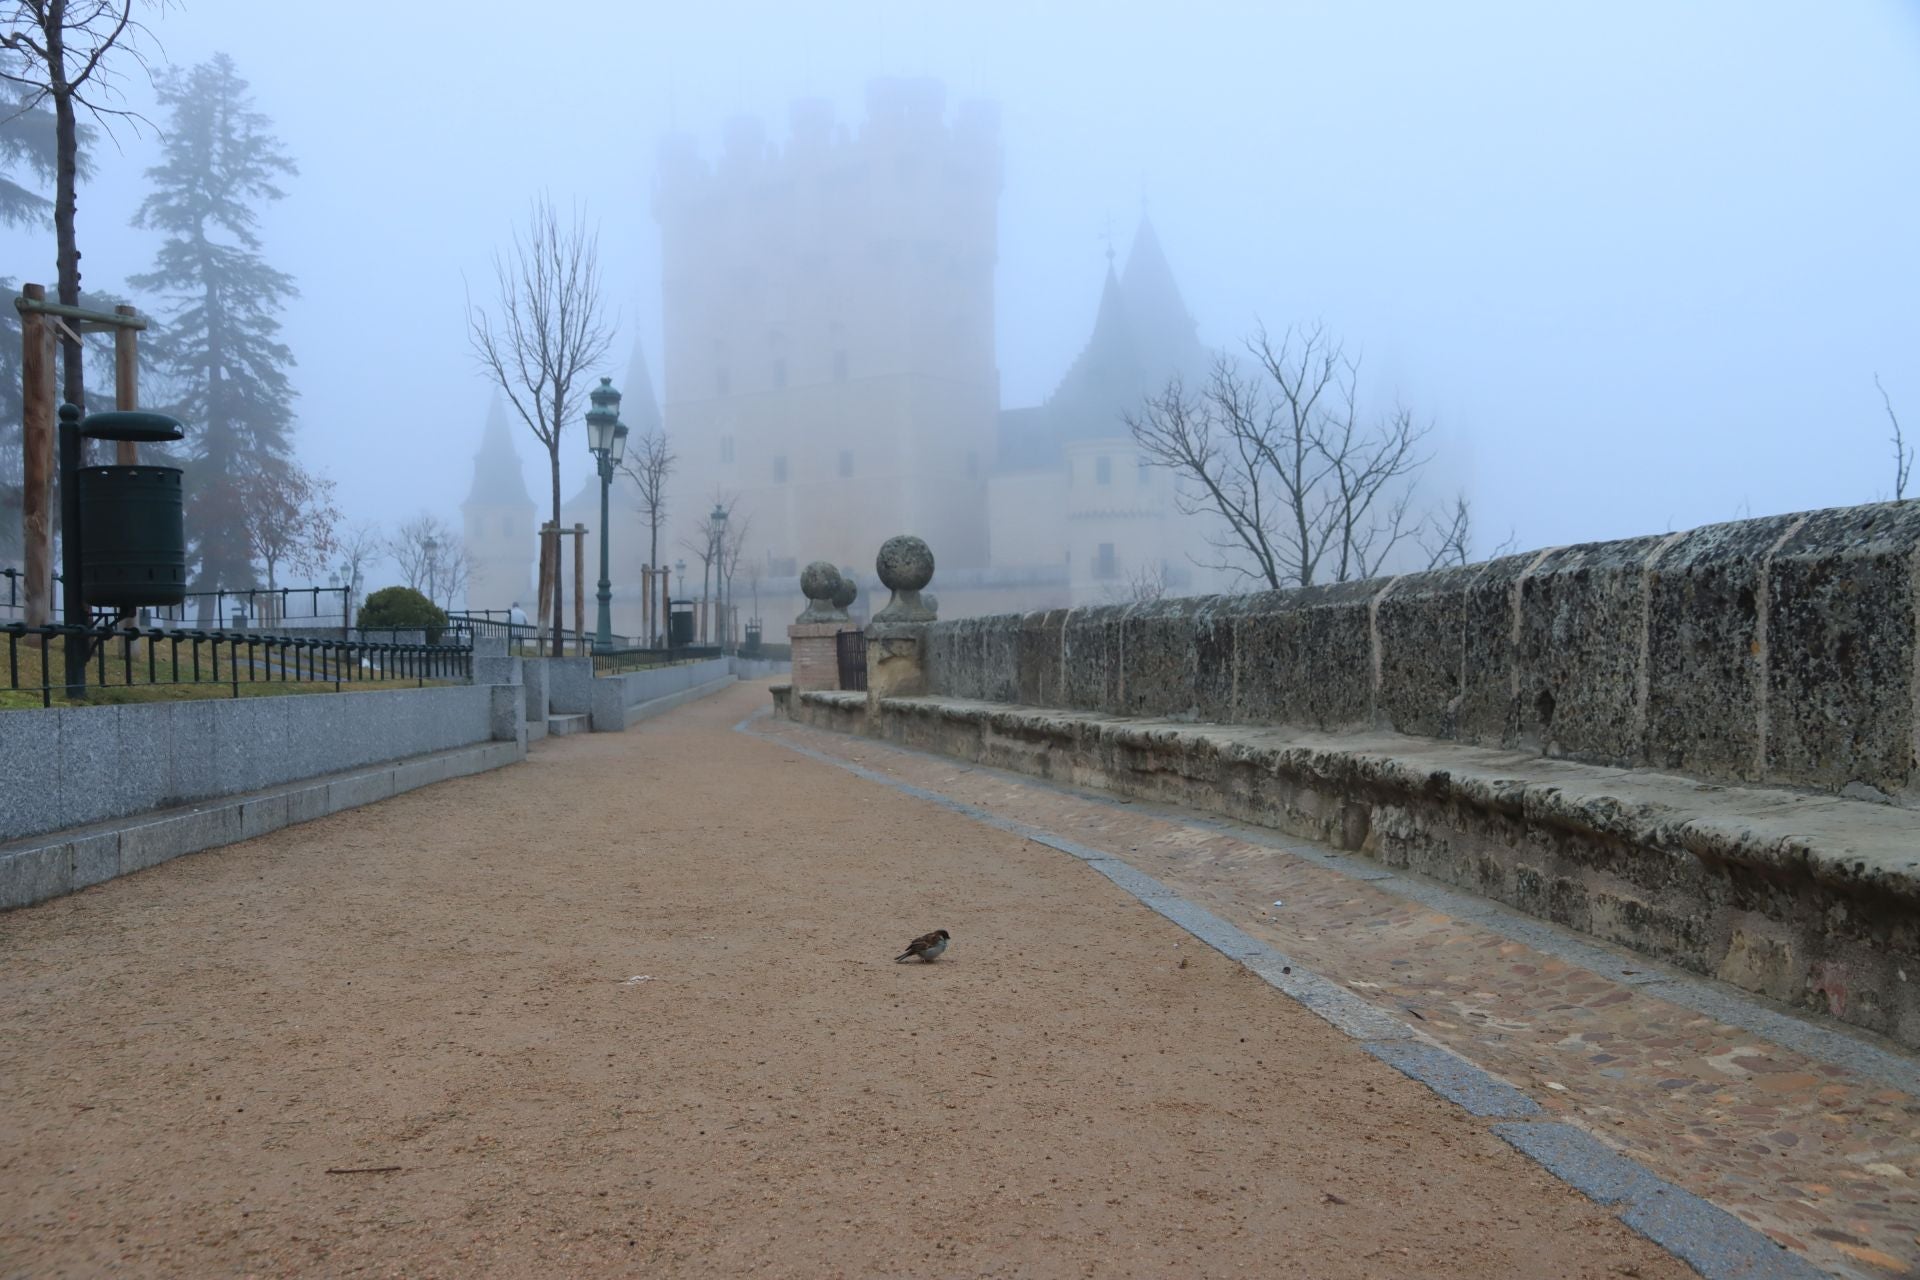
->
[1363,1040,1543,1118]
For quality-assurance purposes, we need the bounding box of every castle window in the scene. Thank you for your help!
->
[773,455,788,483]
[1096,456,1112,486]
[1095,543,1118,580]
[838,449,853,478]
[721,435,735,464]
[833,350,848,382]
[772,358,787,389]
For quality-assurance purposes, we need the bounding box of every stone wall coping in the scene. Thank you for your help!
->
[805,691,1920,908]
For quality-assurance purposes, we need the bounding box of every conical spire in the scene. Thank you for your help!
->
[1119,214,1206,384]
[621,333,664,437]
[464,396,534,508]
[1044,259,1145,443]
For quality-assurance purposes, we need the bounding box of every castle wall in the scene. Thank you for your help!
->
[653,79,1002,582]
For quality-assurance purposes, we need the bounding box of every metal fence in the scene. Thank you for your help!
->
[590,644,721,676]
[1,569,352,630]
[836,629,868,691]
[1,622,471,708]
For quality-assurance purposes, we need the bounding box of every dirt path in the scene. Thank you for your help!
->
[0,683,1682,1278]
[756,702,1920,1280]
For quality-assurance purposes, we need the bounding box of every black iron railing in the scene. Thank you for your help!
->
[837,630,868,691]
[590,644,721,676]
[2,569,353,630]
[1,622,472,709]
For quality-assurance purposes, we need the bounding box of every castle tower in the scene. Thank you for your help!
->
[652,78,1003,578]
[461,397,536,612]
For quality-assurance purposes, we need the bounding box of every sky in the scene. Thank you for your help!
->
[5,0,1918,571]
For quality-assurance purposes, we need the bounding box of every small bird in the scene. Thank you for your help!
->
[895,929,950,963]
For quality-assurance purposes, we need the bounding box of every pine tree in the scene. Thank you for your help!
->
[130,52,297,592]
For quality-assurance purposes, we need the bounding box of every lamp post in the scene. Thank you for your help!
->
[585,376,627,650]
[338,560,354,629]
[674,557,686,648]
[423,535,439,611]
[707,502,728,650]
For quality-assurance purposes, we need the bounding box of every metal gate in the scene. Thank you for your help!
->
[836,628,867,691]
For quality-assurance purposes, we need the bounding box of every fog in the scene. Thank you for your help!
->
[7,0,1919,596]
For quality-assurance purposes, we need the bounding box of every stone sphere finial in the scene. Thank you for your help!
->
[796,560,848,623]
[873,535,937,623]
[830,577,858,612]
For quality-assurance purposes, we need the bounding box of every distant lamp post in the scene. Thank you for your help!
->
[585,376,627,650]
[673,558,687,647]
[338,560,354,628]
[423,535,439,609]
[708,502,728,649]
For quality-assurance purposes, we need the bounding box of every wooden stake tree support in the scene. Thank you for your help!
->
[14,286,150,632]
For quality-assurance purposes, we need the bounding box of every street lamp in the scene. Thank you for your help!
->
[673,558,687,648]
[423,535,439,610]
[585,376,625,650]
[338,560,354,628]
[708,502,728,649]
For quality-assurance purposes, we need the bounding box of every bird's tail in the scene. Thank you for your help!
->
[894,951,913,963]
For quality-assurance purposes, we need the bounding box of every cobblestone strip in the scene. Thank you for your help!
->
[741,710,1838,1280]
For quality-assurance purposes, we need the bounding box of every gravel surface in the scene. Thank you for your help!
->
[0,684,1683,1277]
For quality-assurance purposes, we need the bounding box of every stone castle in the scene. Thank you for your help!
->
[463,77,1224,634]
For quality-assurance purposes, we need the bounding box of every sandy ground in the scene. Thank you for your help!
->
[0,684,1684,1278]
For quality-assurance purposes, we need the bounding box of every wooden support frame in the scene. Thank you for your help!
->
[14,287,149,630]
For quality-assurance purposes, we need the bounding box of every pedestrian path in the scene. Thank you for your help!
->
[752,704,1920,1280]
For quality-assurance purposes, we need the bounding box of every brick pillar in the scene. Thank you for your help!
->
[788,622,845,692]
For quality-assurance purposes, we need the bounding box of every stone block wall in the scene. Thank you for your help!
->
[0,684,511,848]
[924,501,1920,804]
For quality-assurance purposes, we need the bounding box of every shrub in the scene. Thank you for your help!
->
[357,586,447,641]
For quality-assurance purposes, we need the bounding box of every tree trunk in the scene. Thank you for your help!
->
[47,12,84,412]
[548,438,562,657]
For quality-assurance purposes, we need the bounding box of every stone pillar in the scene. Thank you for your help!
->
[867,624,929,699]
[789,622,844,692]
[788,560,852,693]
[866,535,938,708]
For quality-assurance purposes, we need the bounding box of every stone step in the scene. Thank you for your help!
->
[547,714,589,737]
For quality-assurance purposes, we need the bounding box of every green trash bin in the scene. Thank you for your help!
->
[79,464,187,607]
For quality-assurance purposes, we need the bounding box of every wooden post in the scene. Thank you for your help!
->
[113,304,139,464]
[534,522,553,648]
[19,284,54,629]
[572,523,586,654]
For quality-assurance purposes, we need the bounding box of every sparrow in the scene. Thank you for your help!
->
[895,929,950,963]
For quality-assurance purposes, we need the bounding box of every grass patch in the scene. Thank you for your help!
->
[0,635,458,711]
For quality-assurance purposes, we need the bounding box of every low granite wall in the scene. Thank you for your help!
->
[0,684,510,848]
[925,502,1920,804]
[588,657,736,732]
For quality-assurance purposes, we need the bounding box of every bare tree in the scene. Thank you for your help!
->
[717,508,751,648]
[1878,373,1909,502]
[1419,492,1517,570]
[2,1,158,408]
[243,464,337,591]
[334,521,381,590]
[467,195,613,654]
[677,492,737,645]
[618,423,674,641]
[1130,323,1434,591]
[1100,559,1170,606]
[386,511,466,606]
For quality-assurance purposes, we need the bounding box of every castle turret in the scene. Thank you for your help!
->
[653,78,1003,580]
[461,397,535,612]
